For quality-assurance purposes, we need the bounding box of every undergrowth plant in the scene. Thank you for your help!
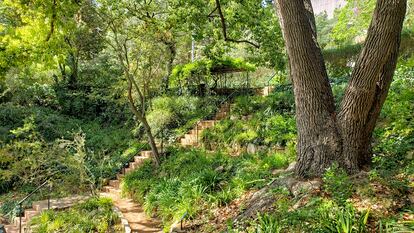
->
[323,163,354,205]
[122,148,290,229]
[29,197,119,233]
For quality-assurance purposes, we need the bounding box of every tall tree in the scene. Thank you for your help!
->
[98,0,166,166]
[275,0,407,177]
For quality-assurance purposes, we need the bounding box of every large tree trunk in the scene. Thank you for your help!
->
[277,0,342,177]
[338,0,407,171]
[276,0,407,177]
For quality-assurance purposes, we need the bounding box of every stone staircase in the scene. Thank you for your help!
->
[2,151,160,233]
[180,102,231,147]
[99,150,162,233]
[3,195,89,233]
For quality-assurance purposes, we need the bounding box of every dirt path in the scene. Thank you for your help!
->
[99,150,163,233]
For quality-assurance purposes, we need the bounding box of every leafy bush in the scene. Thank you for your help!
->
[201,109,296,149]
[238,196,370,233]
[323,164,354,205]
[0,109,144,195]
[254,214,282,233]
[122,148,289,228]
[323,205,370,233]
[146,95,220,140]
[30,197,119,233]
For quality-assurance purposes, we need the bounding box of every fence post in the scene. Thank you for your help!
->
[161,130,164,155]
[196,121,199,146]
[19,203,22,233]
[48,183,51,210]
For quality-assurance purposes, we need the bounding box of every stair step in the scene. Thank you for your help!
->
[134,156,148,163]
[4,224,19,233]
[13,216,27,226]
[109,188,121,195]
[24,209,38,219]
[189,129,202,135]
[140,150,152,157]
[32,196,89,211]
[125,167,133,174]
[109,180,120,189]
[117,173,124,180]
[185,134,198,141]
[102,186,113,192]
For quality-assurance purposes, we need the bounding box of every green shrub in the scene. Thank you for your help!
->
[122,148,284,227]
[261,114,296,146]
[30,197,118,233]
[323,205,370,233]
[266,89,295,114]
[232,96,264,116]
[254,214,282,233]
[323,164,354,205]
[378,213,414,233]
[146,96,220,140]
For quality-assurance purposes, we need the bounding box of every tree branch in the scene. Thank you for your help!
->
[46,0,57,42]
[214,0,260,48]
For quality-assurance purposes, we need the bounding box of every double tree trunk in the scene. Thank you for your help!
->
[276,0,407,177]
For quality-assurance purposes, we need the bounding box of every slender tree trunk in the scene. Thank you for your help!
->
[276,0,407,177]
[141,117,160,165]
[68,52,78,88]
[126,76,161,166]
[163,41,176,92]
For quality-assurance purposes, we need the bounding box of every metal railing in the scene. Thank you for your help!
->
[11,179,53,233]
[266,72,277,87]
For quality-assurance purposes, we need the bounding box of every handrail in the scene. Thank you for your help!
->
[11,177,53,233]
[17,181,49,205]
[266,72,277,87]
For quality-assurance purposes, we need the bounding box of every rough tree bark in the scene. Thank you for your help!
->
[276,0,407,177]
[338,0,407,171]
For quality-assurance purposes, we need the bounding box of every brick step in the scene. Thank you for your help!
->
[24,209,38,220]
[4,225,18,233]
[182,141,197,146]
[140,150,152,157]
[188,129,204,135]
[102,186,113,192]
[109,188,121,195]
[13,216,28,226]
[109,180,120,189]
[5,196,89,232]
[32,196,89,212]
[184,134,198,141]
[117,173,124,180]
[134,155,149,163]
[125,167,133,174]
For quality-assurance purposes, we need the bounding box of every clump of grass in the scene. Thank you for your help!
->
[122,147,291,228]
[30,197,119,233]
